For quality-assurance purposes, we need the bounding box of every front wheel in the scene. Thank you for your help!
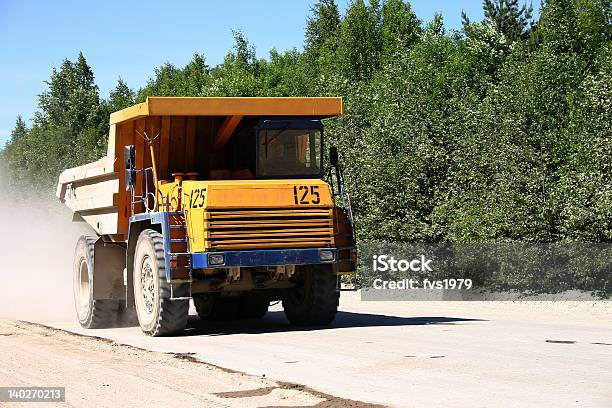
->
[133,229,188,336]
[282,265,339,326]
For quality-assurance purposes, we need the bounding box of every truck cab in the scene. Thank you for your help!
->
[58,97,356,336]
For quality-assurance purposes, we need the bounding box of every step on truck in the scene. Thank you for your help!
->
[57,97,356,336]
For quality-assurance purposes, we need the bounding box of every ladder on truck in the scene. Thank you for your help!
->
[163,210,193,299]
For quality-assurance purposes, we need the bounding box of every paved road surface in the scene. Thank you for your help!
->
[3,293,612,407]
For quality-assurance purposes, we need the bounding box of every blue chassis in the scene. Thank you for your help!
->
[129,211,337,281]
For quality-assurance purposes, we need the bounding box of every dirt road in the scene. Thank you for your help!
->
[2,293,611,407]
[0,319,374,407]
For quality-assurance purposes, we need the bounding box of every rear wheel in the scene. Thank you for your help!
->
[73,236,121,329]
[282,265,339,326]
[133,229,188,336]
[194,295,240,320]
[239,293,269,319]
[193,294,268,320]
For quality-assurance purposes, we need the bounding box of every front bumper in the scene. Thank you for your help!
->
[191,247,338,269]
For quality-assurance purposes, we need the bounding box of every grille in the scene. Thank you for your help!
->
[203,208,335,250]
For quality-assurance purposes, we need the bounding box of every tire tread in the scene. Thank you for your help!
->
[137,230,188,336]
[282,265,339,326]
[77,236,121,329]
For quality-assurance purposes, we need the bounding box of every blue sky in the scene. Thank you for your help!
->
[0,0,486,147]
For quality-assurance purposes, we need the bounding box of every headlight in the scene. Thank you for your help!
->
[208,253,225,266]
[319,250,335,262]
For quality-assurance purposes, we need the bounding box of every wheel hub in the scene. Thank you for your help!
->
[78,258,89,310]
[140,256,156,314]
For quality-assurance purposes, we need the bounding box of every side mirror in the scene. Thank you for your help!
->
[329,145,339,167]
[124,145,136,190]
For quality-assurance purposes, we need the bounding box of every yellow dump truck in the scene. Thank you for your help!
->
[57,97,356,336]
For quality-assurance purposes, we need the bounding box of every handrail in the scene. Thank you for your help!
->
[129,167,157,215]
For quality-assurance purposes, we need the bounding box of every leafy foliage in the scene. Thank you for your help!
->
[483,0,534,41]
[2,0,611,249]
[305,0,341,51]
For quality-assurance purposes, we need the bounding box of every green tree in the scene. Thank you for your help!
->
[380,0,421,60]
[333,0,382,81]
[305,0,341,52]
[303,0,342,82]
[37,52,103,135]
[206,31,264,96]
[2,0,611,256]
[137,62,184,101]
[137,53,211,101]
[262,48,309,96]
[182,53,210,95]
[107,78,135,112]
[10,116,28,142]
[484,0,533,41]
[4,52,106,189]
[463,0,533,42]
[2,116,30,188]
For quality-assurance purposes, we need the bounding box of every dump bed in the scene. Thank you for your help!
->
[57,97,343,241]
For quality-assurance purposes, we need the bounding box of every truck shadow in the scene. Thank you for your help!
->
[182,311,485,336]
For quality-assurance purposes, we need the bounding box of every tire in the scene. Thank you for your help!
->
[193,295,240,321]
[239,293,269,319]
[117,304,140,327]
[73,236,121,329]
[133,229,188,336]
[193,294,214,319]
[282,265,339,326]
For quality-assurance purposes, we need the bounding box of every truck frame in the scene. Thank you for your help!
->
[57,97,356,336]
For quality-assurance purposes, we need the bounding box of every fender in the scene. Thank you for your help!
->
[92,238,126,300]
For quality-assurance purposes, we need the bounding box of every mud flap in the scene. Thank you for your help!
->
[93,238,127,300]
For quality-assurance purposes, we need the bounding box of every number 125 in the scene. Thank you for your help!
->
[293,185,320,205]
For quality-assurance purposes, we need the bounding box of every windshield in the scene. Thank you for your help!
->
[257,128,322,178]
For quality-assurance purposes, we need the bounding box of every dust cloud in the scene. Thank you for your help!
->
[0,184,92,323]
